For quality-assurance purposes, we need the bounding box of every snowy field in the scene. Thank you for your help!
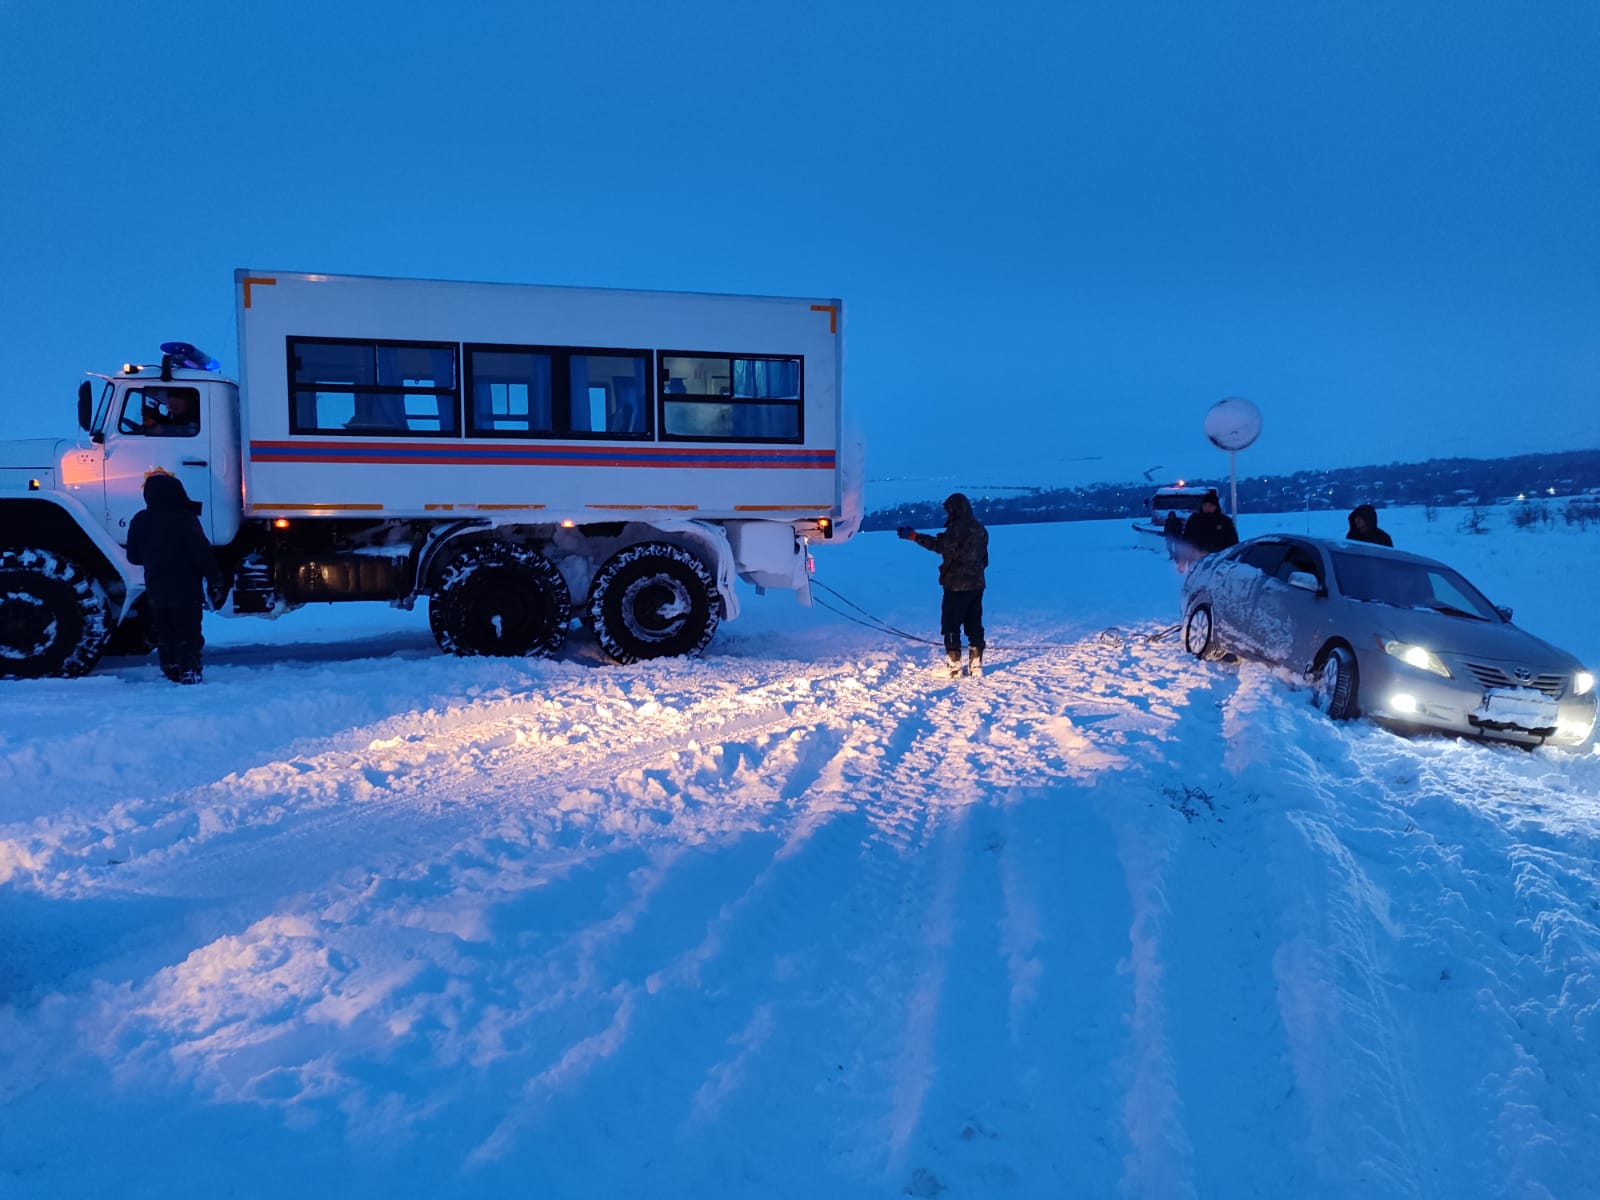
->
[2,503,1598,1199]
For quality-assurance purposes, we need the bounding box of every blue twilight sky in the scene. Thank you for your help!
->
[2,0,1597,498]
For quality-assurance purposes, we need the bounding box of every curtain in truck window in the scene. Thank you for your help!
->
[464,345,651,439]
[287,338,459,436]
[660,353,803,442]
[465,347,554,435]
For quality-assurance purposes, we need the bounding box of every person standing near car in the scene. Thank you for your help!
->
[125,472,227,684]
[1181,491,1239,562]
[898,492,989,678]
[1346,503,1394,546]
[1162,510,1184,562]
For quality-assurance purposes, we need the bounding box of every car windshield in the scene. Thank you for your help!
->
[1330,552,1501,621]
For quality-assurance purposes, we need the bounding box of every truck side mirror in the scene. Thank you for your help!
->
[77,380,93,432]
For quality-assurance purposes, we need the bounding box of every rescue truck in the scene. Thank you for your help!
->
[0,269,858,677]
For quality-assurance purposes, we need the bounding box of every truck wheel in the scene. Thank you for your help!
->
[588,542,719,664]
[427,542,571,658]
[0,548,114,679]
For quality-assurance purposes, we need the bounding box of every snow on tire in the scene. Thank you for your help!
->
[1183,603,1219,661]
[1313,644,1360,721]
[588,542,719,664]
[428,542,572,658]
[0,548,113,679]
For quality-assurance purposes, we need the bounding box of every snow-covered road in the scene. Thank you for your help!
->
[4,512,1599,1198]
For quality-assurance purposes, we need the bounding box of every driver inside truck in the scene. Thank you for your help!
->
[137,388,200,437]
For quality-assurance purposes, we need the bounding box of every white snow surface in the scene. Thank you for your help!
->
[3,505,1598,1199]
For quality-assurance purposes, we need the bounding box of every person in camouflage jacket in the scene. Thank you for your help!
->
[898,492,989,677]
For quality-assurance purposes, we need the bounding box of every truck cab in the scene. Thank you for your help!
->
[0,346,242,677]
[79,358,244,548]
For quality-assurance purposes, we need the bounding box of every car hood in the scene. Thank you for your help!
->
[0,437,71,470]
[1371,604,1583,670]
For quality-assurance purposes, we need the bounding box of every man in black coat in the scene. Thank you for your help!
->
[1346,504,1394,547]
[125,473,227,683]
[898,492,989,678]
[1181,492,1239,562]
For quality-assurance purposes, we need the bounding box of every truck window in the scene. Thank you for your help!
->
[288,338,459,436]
[118,387,201,438]
[660,353,803,442]
[463,344,651,439]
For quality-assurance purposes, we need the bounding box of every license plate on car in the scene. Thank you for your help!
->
[1475,687,1559,729]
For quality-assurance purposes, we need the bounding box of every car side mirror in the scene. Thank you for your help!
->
[1495,605,1513,622]
[1286,571,1321,593]
[77,380,93,432]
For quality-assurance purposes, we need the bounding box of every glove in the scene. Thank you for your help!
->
[206,580,229,612]
[897,526,915,540]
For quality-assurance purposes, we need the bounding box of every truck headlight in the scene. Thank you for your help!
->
[1383,640,1451,678]
[1576,670,1595,697]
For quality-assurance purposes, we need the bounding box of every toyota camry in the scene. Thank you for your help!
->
[1179,535,1597,749]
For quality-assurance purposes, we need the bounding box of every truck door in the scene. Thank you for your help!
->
[101,382,221,544]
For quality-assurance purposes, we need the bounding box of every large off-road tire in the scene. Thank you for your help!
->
[1313,644,1360,720]
[0,548,114,679]
[428,542,571,658]
[588,542,720,664]
[1183,603,1220,661]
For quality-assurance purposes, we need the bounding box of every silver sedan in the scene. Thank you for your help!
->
[1179,534,1597,749]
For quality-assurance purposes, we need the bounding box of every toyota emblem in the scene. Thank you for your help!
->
[1514,666,1533,683]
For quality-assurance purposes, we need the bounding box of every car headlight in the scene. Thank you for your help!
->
[1383,640,1451,677]
[1576,670,1595,697]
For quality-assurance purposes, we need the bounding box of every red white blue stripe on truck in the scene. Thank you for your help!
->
[249,441,836,469]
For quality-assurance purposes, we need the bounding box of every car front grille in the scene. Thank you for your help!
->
[1462,661,1566,699]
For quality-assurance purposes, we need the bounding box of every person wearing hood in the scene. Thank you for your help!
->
[125,472,227,683]
[897,492,989,678]
[1347,504,1393,547]
[1181,491,1239,562]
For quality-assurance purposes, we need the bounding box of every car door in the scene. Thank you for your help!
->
[1222,540,1294,660]
[1198,543,1274,649]
[1239,540,1329,670]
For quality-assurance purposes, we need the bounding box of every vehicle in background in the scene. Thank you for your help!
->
[0,270,858,678]
[1179,534,1596,749]
[1133,484,1214,536]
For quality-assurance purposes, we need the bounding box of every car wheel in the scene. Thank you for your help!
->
[1314,645,1360,720]
[1183,604,1219,660]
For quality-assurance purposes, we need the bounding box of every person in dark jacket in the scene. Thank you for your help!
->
[1181,492,1239,562]
[1162,510,1184,561]
[125,473,226,683]
[898,492,989,678]
[1346,503,1394,547]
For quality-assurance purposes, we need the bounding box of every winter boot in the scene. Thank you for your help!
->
[947,650,963,678]
[968,647,984,678]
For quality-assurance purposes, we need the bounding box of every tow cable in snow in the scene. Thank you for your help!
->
[810,579,1183,653]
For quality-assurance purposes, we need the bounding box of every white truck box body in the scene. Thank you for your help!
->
[236,270,844,525]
